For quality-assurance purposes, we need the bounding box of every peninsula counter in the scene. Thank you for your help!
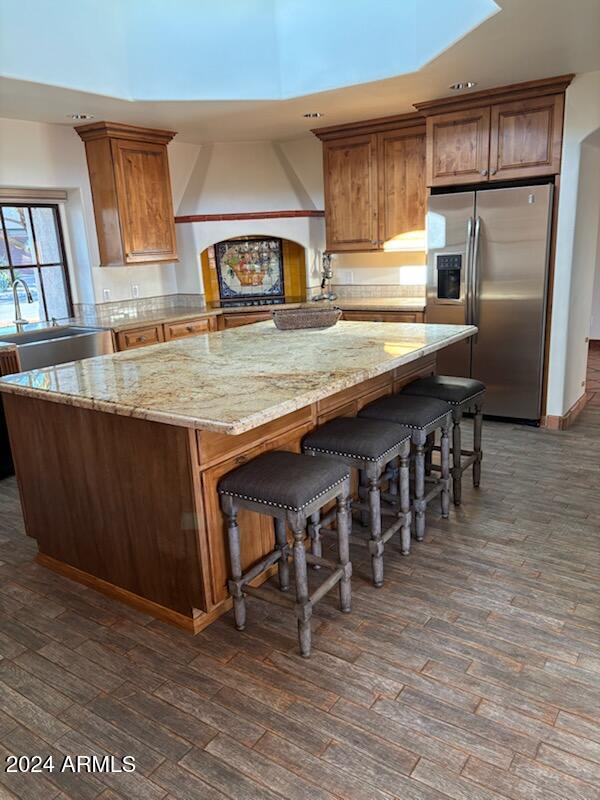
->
[0,321,475,632]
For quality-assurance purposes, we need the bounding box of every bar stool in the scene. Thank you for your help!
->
[218,450,352,658]
[402,376,485,505]
[358,395,452,543]
[302,417,412,586]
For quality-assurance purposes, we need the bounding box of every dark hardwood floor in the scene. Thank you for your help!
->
[0,407,599,799]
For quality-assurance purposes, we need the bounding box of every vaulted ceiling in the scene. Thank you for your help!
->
[0,0,599,142]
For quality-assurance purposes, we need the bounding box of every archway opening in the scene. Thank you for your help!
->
[200,235,307,307]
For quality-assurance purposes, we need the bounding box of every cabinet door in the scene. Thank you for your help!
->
[323,134,379,251]
[112,140,178,263]
[200,423,310,606]
[426,109,491,187]
[378,130,426,244]
[489,95,564,180]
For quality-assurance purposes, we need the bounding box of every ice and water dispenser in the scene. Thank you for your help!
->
[435,253,462,300]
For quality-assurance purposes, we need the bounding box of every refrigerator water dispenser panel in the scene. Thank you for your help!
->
[436,253,462,300]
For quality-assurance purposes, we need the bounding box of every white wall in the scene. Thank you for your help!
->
[174,138,327,294]
[547,71,600,417]
[0,116,199,304]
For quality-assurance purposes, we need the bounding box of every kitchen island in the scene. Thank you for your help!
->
[0,320,475,632]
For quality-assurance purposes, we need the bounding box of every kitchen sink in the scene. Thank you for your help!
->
[0,325,114,372]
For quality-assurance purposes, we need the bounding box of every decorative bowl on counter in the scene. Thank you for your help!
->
[272,306,342,330]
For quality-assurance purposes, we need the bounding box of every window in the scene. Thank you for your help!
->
[0,204,73,327]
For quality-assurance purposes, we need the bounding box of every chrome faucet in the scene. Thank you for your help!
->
[312,253,337,302]
[11,278,34,332]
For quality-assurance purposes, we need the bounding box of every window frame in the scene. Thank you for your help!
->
[0,202,74,322]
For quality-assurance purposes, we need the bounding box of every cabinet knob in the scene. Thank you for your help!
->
[186,325,194,332]
[490,168,497,175]
[138,336,146,342]
[480,169,488,176]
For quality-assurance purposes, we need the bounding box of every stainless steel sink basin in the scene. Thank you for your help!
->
[0,325,100,345]
[0,325,114,372]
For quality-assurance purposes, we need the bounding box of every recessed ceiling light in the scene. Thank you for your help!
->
[449,81,477,91]
[303,112,323,118]
[69,113,95,120]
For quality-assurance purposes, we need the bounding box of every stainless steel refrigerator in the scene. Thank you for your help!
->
[426,184,553,422]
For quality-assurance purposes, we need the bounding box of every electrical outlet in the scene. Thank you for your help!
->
[131,284,140,299]
[102,288,111,302]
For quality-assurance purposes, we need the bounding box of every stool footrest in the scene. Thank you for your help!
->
[310,566,347,606]
[241,548,284,587]
[306,552,338,571]
[244,584,294,609]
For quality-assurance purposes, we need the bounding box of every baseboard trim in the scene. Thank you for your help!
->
[36,553,213,633]
[543,391,591,430]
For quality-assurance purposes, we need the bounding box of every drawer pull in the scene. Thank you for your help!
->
[137,336,147,343]
[186,325,194,332]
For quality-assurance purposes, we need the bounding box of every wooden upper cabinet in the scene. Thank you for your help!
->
[76,122,178,266]
[323,134,379,252]
[489,95,564,181]
[315,114,425,252]
[378,129,426,243]
[415,75,572,188]
[425,108,490,187]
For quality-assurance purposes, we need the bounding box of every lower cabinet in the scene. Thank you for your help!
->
[201,422,311,605]
[115,315,217,351]
[341,310,424,323]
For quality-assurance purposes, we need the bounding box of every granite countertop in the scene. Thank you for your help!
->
[0,321,475,434]
[0,297,426,341]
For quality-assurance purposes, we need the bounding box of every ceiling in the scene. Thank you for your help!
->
[0,0,599,143]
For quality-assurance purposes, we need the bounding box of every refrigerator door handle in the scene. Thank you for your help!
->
[465,216,474,330]
[471,216,481,332]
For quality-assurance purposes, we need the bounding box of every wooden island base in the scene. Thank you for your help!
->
[5,353,435,633]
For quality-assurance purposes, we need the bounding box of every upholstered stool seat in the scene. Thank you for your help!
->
[302,417,412,585]
[219,450,350,512]
[219,450,352,658]
[402,375,485,505]
[359,394,452,543]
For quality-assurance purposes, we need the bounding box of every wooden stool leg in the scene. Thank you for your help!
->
[290,516,312,658]
[473,403,483,487]
[223,498,246,631]
[414,436,426,542]
[440,418,450,519]
[336,481,352,612]
[358,469,369,526]
[308,511,322,570]
[367,466,384,587]
[425,432,434,476]
[399,444,411,556]
[452,409,463,506]
[274,518,290,592]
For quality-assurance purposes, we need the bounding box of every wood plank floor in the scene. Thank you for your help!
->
[0,407,599,799]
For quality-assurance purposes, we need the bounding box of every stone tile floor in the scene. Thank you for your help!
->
[0,407,599,799]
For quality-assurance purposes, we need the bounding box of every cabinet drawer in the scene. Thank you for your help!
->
[223,312,272,329]
[164,316,215,341]
[341,310,419,323]
[116,325,164,351]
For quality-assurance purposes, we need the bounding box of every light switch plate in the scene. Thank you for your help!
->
[131,284,140,299]
[102,289,111,301]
